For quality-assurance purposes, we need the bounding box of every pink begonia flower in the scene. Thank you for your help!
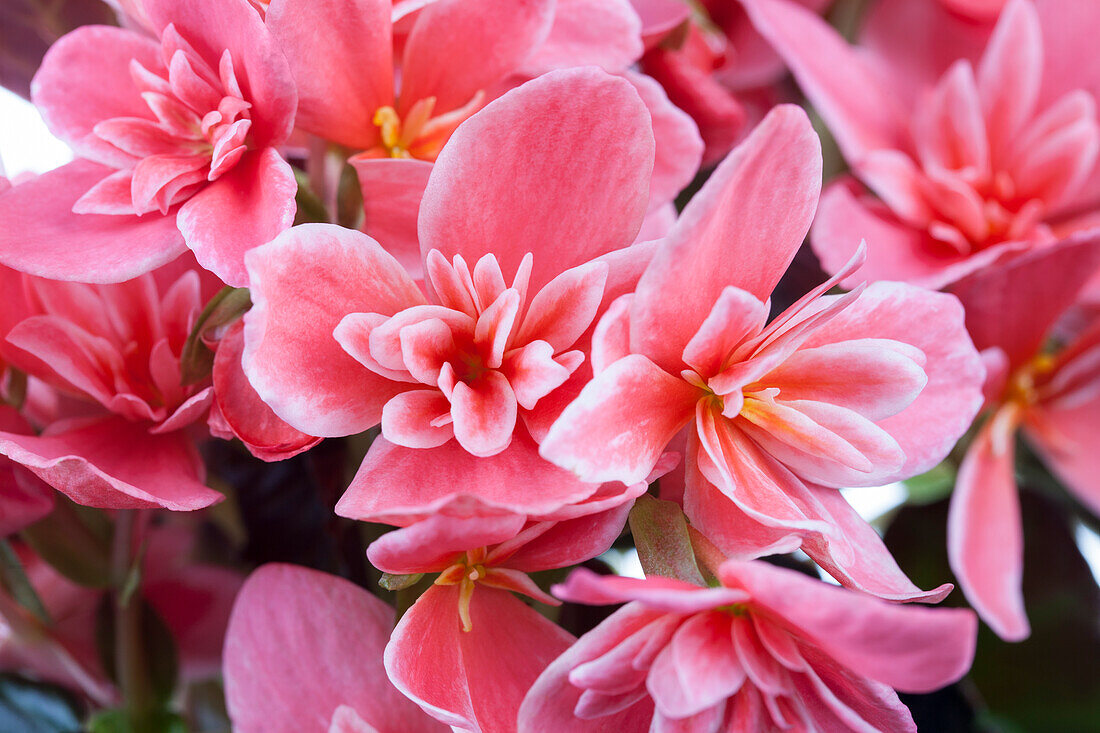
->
[224,563,447,733]
[372,501,632,732]
[207,321,321,462]
[945,234,1100,641]
[743,0,1100,290]
[266,0,698,273]
[540,105,986,601]
[0,525,241,703]
[0,0,298,287]
[519,562,978,732]
[244,68,660,514]
[0,268,222,511]
[0,408,53,536]
[631,0,831,166]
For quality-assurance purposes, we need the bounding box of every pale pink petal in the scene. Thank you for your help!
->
[681,286,769,379]
[385,584,573,731]
[0,417,218,511]
[911,61,988,177]
[948,419,1029,641]
[177,148,296,287]
[1027,395,1100,518]
[516,261,609,352]
[977,0,1043,159]
[540,354,699,485]
[224,564,445,733]
[419,67,654,290]
[718,560,979,692]
[630,105,821,373]
[243,224,424,437]
[450,370,518,457]
[522,0,642,74]
[400,0,554,116]
[351,157,433,277]
[741,0,909,162]
[336,432,602,523]
[648,612,745,718]
[553,568,750,613]
[266,0,393,149]
[0,161,186,283]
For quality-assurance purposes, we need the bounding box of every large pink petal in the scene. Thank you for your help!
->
[265,0,393,149]
[1027,395,1100,518]
[948,419,1029,641]
[949,233,1100,370]
[351,157,433,278]
[419,67,654,291]
[399,0,554,116]
[385,584,573,731]
[224,564,445,733]
[741,0,909,162]
[630,105,821,373]
[0,417,219,511]
[368,513,526,575]
[718,560,979,693]
[142,0,297,147]
[336,431,603,523]
[521,0,643,74]
[0,161,186,283]
[243,223,424,437]
[540,354,699,485]
[177,148,296,287]
[31,25,161,165]
[799,282,985,483]
[211,322,320,462]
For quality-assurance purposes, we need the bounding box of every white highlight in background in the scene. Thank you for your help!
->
[0,87,72,177]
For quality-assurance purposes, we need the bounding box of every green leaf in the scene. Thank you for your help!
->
[21,497,112,588]
[903,461,956,505]
[628,495,706,586]
[0,540,51,624]
[87,708,186,733]
[0,674,82,733]
[179,286,252,385]
[379,572,424,591]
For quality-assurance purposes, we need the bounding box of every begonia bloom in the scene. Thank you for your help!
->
[0,269,221,510]
[541,105,985,600]
[0,0,298,286]
[245,68,659,514]
[374,503,632,732]
[520,562,977,732]
[947,233,1100,640]
[223,563,446,733]
[744,0,1100,289]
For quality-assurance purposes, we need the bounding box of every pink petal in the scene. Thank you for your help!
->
[718,560,979,692]
[399,0,554,117]
[211,322,320,462]
[630,105,821,373]
[741,0,908,162]
[143,0,297,147]
[553,568,750,614]
[381,389,454,449]
[680,286,769,379]
[0,417,219,511]
[367,513,526,575]
[177,148,296,287]
[540,354,699,485]
[504,341,574,411]
[948,418,1030,641]
[243,223,424,437]
[450,370,518,457]
[521,0,643,74]
[385,584,573,731]
[336,431,602,523]
[265,0,393,149]
[418,67,654,291]
[224,564,445,733]
[0,161,186,283]
[1027,395,1100,517]
[351,157,433,278]
[31,25,161,166]
[911,61,988,177]
[516,260,609,353]
[977,0,1043,160]
[648,612,745,717]
[499,501,634,572]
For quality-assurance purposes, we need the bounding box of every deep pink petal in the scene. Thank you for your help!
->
[0,417,218,511]
[948,418,1030,641]
[367,513,527,575]
[352,157,434,278]
[502,501,634,573]
[0,161,186,283]
[540,354,699,485]
[266,0,393,148]
[243,224,424,437]
[385,584,573,731]
[224,564,445,733]
[419,67,654,291]
[630,105,821,373]
[177,148,296,287]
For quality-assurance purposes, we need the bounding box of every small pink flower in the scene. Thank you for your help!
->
[520,562,977,732]
[744,0,1100,289]
[540,105,985,600]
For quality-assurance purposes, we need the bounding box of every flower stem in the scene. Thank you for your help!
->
[112,510,154,732]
